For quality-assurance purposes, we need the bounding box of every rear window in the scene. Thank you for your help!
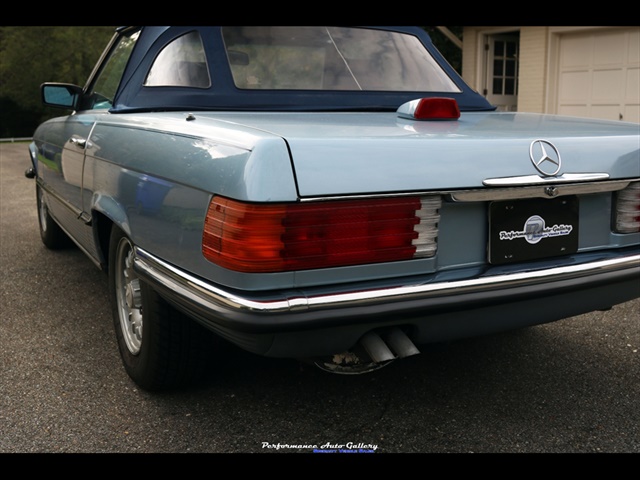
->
[221,26,461,92]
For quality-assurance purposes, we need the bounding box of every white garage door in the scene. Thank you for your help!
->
[557,27,639,123]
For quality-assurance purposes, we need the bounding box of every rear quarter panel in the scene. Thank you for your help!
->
[83,117,299,288]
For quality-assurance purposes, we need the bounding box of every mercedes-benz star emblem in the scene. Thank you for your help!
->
[529,139,561,177]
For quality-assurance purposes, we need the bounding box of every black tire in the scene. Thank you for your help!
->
[36,184,71,249]
[108,226,215,391]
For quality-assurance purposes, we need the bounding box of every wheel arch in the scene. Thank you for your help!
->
[91,194,132,272]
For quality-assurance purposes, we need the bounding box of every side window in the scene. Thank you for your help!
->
[145,31,210,88]
[86,29,141,110]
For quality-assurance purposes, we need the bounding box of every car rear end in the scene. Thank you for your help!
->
[133,108,639,373]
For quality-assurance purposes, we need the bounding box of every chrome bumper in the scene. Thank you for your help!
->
[133,247,640,327]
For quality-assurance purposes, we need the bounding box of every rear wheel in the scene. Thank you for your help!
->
[36,184,71,249]
[108,226,215,391]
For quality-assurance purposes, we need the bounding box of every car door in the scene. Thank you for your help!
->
[38,28,141,261]
[36,103,98,256]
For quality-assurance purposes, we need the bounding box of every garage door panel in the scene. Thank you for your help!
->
[627,30,639,63]
[561,35,591,67]
[591,105,625,121]
[593,31,626,65]
[622,106,640,123]
[557,27,639,123]
[626,67,639,103]
[559,71,589,101]
[558,105,589,117]
[592,69,624,102]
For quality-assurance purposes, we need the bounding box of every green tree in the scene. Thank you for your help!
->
[0,26,115,137]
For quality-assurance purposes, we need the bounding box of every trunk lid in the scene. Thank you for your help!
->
[207,111,639,197]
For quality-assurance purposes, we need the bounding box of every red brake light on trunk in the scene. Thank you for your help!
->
[414,98,460,120]
[397,97,460,121]
[203,196,441,273]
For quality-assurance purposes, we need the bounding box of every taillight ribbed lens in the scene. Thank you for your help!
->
[614,182,640,233]
[203,196,441,272]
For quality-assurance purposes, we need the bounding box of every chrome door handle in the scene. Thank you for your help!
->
[69,137,88,148]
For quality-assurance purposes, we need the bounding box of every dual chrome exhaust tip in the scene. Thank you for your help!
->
[312,327,420,375]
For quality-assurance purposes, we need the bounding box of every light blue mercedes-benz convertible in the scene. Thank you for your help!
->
[27,26,640,390]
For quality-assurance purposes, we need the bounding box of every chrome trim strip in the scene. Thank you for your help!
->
[300,179,635,203]
[134,248,296,313]
[134,247,640,316]
[483,173,609,186]
[299,192,438,202]
[37,178,84,219]
[451,180,632,202]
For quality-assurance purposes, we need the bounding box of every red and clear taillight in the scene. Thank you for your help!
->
[614,182,640,233]
[203,195,441,273]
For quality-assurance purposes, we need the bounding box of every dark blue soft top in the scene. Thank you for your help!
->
[106,26,494,113]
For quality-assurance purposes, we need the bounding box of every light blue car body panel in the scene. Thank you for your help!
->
[32,108,640,292]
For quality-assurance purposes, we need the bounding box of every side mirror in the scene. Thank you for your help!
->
[41,83,83,109]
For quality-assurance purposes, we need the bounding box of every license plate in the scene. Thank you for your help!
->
[489,196,579,265]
